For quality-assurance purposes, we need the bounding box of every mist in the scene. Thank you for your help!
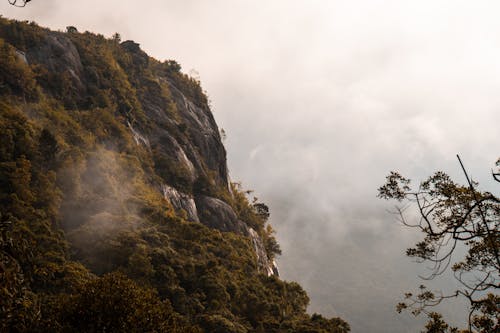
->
[58,148,146,273]
[2,1,499,332]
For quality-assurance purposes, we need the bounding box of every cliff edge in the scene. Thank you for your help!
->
[0,18,348,333]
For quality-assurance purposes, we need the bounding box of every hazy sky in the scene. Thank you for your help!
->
[2,1,499,332]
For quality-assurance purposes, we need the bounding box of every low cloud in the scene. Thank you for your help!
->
[2,1,499,331]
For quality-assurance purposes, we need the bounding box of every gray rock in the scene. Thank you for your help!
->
[127,121,150,148]
[19,30,277,276]
[167,82,229,189]
[162,184,199,222]
[15,49,28,64]
[248,227,279,276]
[195,195,279,276]
[195,195,247,234]
[131,74,227,189]
[27,31,85,92]
[271,260,280,276]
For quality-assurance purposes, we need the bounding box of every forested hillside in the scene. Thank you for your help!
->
[0,17,349,332]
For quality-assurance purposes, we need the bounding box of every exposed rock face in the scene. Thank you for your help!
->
[120,41,228,190]
[248,227,275,276]
[271,260,280,276]
[167,84,228,189]
[195,196,279,276]
[152,132,197,183]
[162,184,199,222]
[127,121,150,148]
[19,30,276,276]
[195,196,248,234]
[28,31,85,91]
[120,40,149,68]
[15,49,27,64]
[140,80,228,189]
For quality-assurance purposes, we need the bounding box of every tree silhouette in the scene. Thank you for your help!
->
[379,156,500,332]
[8,0,30,7]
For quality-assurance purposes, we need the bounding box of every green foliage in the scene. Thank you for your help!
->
[40,272,200,332]
[154,59,208,108]
[0,102,88,332]
[0,38,37,99]
[227,183,282,258]
[154,148,193,193]
[422,313,459,333]
[263,225,282,257]
[229,183,264,231]
[470,294,500,333]
[379,158,500,332]
[0,215,41,333]
[70,32,145,116]
[161,59,182,73]
[0,18,44,51]
[198,314,248,333]
[193,173,216,196]
[0,17,348,332]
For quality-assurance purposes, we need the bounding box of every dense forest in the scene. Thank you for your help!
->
[0,17,350,332]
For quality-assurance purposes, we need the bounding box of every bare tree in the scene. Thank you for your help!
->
[379,156,500,332]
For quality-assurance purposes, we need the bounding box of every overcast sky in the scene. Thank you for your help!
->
[2,1,499,332]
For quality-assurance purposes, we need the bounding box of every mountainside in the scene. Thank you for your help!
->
[0,18,348,332]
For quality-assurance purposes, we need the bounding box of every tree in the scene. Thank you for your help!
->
[41,272,199,332]
[112,32,122,43]
[8,0,31,7]
[378,156,500,332]
[66,26,78,34]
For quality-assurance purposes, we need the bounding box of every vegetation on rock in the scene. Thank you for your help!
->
[0,17,348,332]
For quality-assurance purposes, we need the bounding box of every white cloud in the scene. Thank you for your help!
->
[1,1,499,331]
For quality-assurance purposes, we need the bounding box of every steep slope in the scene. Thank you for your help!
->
[0,18,349,332]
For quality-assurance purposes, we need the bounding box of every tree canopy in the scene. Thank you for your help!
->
[379,156,500,332]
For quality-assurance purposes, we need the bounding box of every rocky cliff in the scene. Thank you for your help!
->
[2,22,277,275]
[0,18,348,333]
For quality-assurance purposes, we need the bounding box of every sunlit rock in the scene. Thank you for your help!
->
[162,184,199,222]
[127,121,150,148]
[248,227,278,276]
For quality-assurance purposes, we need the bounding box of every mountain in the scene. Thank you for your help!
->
[0,18,349,332]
